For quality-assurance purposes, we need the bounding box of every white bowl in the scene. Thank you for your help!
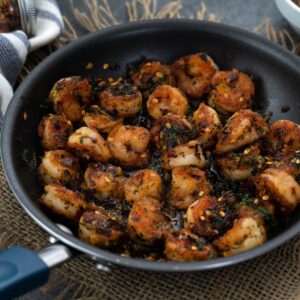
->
[276,0,300,34]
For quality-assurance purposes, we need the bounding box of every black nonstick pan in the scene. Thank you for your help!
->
[1,19,300,299]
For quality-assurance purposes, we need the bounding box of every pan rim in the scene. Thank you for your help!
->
[2,19,300,272]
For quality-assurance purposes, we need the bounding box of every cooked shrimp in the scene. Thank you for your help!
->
[185,195,237,238]
[164,229,215,262]
[150,113,192,150]
[253,168,300,214]
[216,143,264,181]
[49,76,92,122]
[186,197,218,238]
[39,150,80,185]
[40,183,86,221]
[172,53,218,99]
[213,217,266,256]
[215,109,268,154]
[38,114,73,150]
[162,140,206,170]
[124,169,162,205]
[79,208,125,247]
[131,61,176,93]
[264,120,300,157]
[208,69,255,115]
[83,105,123,135]
[147,85,189,119]
[127,197,167,245]
[67,126,111,162]
[169,166,211,210]
[99,82,142,117]
[192,103,222,148]
[107,125,150,168]
[84,163,124,199]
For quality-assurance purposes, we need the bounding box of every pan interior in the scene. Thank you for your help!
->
[2,20,300,271]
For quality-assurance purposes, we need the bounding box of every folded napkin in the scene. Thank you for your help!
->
[0,0,64,115]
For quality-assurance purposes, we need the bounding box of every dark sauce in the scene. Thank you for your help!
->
[126,101,152,129]
[163,208,185,230]
[20,149,39,176]
[206,155,243,198]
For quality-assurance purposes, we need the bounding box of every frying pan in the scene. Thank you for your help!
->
[1,19,300,298]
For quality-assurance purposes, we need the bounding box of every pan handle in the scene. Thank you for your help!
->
[0,244,71,299]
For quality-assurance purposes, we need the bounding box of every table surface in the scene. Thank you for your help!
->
[21,0,299,299]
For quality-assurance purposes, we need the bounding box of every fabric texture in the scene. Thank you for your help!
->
[0,0,63,114]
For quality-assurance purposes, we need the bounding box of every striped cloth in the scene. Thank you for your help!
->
[0,0,63,115]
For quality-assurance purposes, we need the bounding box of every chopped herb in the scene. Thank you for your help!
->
[79,135,89,144]
[196,237,206,249]
[240,156,263,175]
[142,74,168,97]
[210,204,236,235]
[255,206,273,218]
[206,159,241,197]
[208,251,215,260]
[110,81,136,96]
[239,194,253,207]
[161,125,193,148]
[294,152,300,158]
[148,154,163,173]
[238,194,276,230]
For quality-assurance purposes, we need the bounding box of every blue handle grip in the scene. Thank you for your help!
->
[0,246,50,299]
